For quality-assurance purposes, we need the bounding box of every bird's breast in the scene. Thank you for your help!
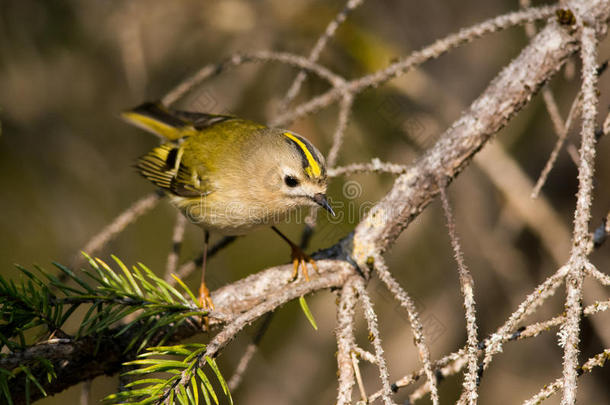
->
[169,193,294,235]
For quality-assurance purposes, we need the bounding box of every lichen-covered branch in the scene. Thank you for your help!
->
[560,16,601,404]
[335,277,359,405]
[439,186,479,404]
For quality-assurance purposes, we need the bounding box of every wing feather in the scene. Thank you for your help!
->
[136,144,212,197]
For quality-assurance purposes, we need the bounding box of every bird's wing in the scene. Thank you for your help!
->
[136,143,212,197]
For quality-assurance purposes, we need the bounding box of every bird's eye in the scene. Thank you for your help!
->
[284,175,299,187]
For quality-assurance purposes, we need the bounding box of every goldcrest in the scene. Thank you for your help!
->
[122,102,334,309]
[122,102,334,234]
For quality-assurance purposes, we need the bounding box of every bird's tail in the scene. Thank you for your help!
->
[121,101,196,141]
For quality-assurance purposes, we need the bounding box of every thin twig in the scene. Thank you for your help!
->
[164,214,187,279]
[524,349,610,405]
[585,263,610,286]
[531,94,582,198]
[560,24,599,405]
[336,277,359,405]
[328,159,408,177]
[439,185,478,404]
[353,346,377,364]
[327,94,354,167]
[227,312,275,391]
[351,352,368,402]
[369,347,467,403]
[280,0,365,110]
[518,298,610,342]
[372,253,439,405]
[354,279,393,405]
[482,265,568,369]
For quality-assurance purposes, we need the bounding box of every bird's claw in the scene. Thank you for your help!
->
[198,283,214,329]
[290,245,319,281]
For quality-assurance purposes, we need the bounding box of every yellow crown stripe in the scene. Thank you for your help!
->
[283,132,321,177]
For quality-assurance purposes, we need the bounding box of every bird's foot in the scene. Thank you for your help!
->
[198,283,214,329]
[290,244,319,282]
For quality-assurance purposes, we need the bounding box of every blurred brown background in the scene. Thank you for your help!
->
[1,0,610,403]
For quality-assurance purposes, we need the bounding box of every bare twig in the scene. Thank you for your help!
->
[353,346,377,364]
[227,312,274,391]
[354,279,393,405]
[327,94,354,167]
[560,23,600,405]
[482,265,568,369]
[368,346,468,403]
[531,94,582,198]
[586,264,610,286]
[518,298,610,342]
[336,276,359,405]
[280,0,365,110]
[524,349,610,405]
[328,158,408,177]
[351,351,368,402]
[439,185,478,404]
[372,253,439,405]
[164,214,187,279]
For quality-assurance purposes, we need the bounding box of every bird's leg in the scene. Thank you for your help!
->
[198,230,214,311]
[271,226,318,281]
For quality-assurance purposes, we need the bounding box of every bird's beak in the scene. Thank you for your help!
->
[313,193,335,216]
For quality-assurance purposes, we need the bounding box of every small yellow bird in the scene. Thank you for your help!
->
[122,102,334,309]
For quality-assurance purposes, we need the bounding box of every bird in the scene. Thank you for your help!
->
[122,102,334,310]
